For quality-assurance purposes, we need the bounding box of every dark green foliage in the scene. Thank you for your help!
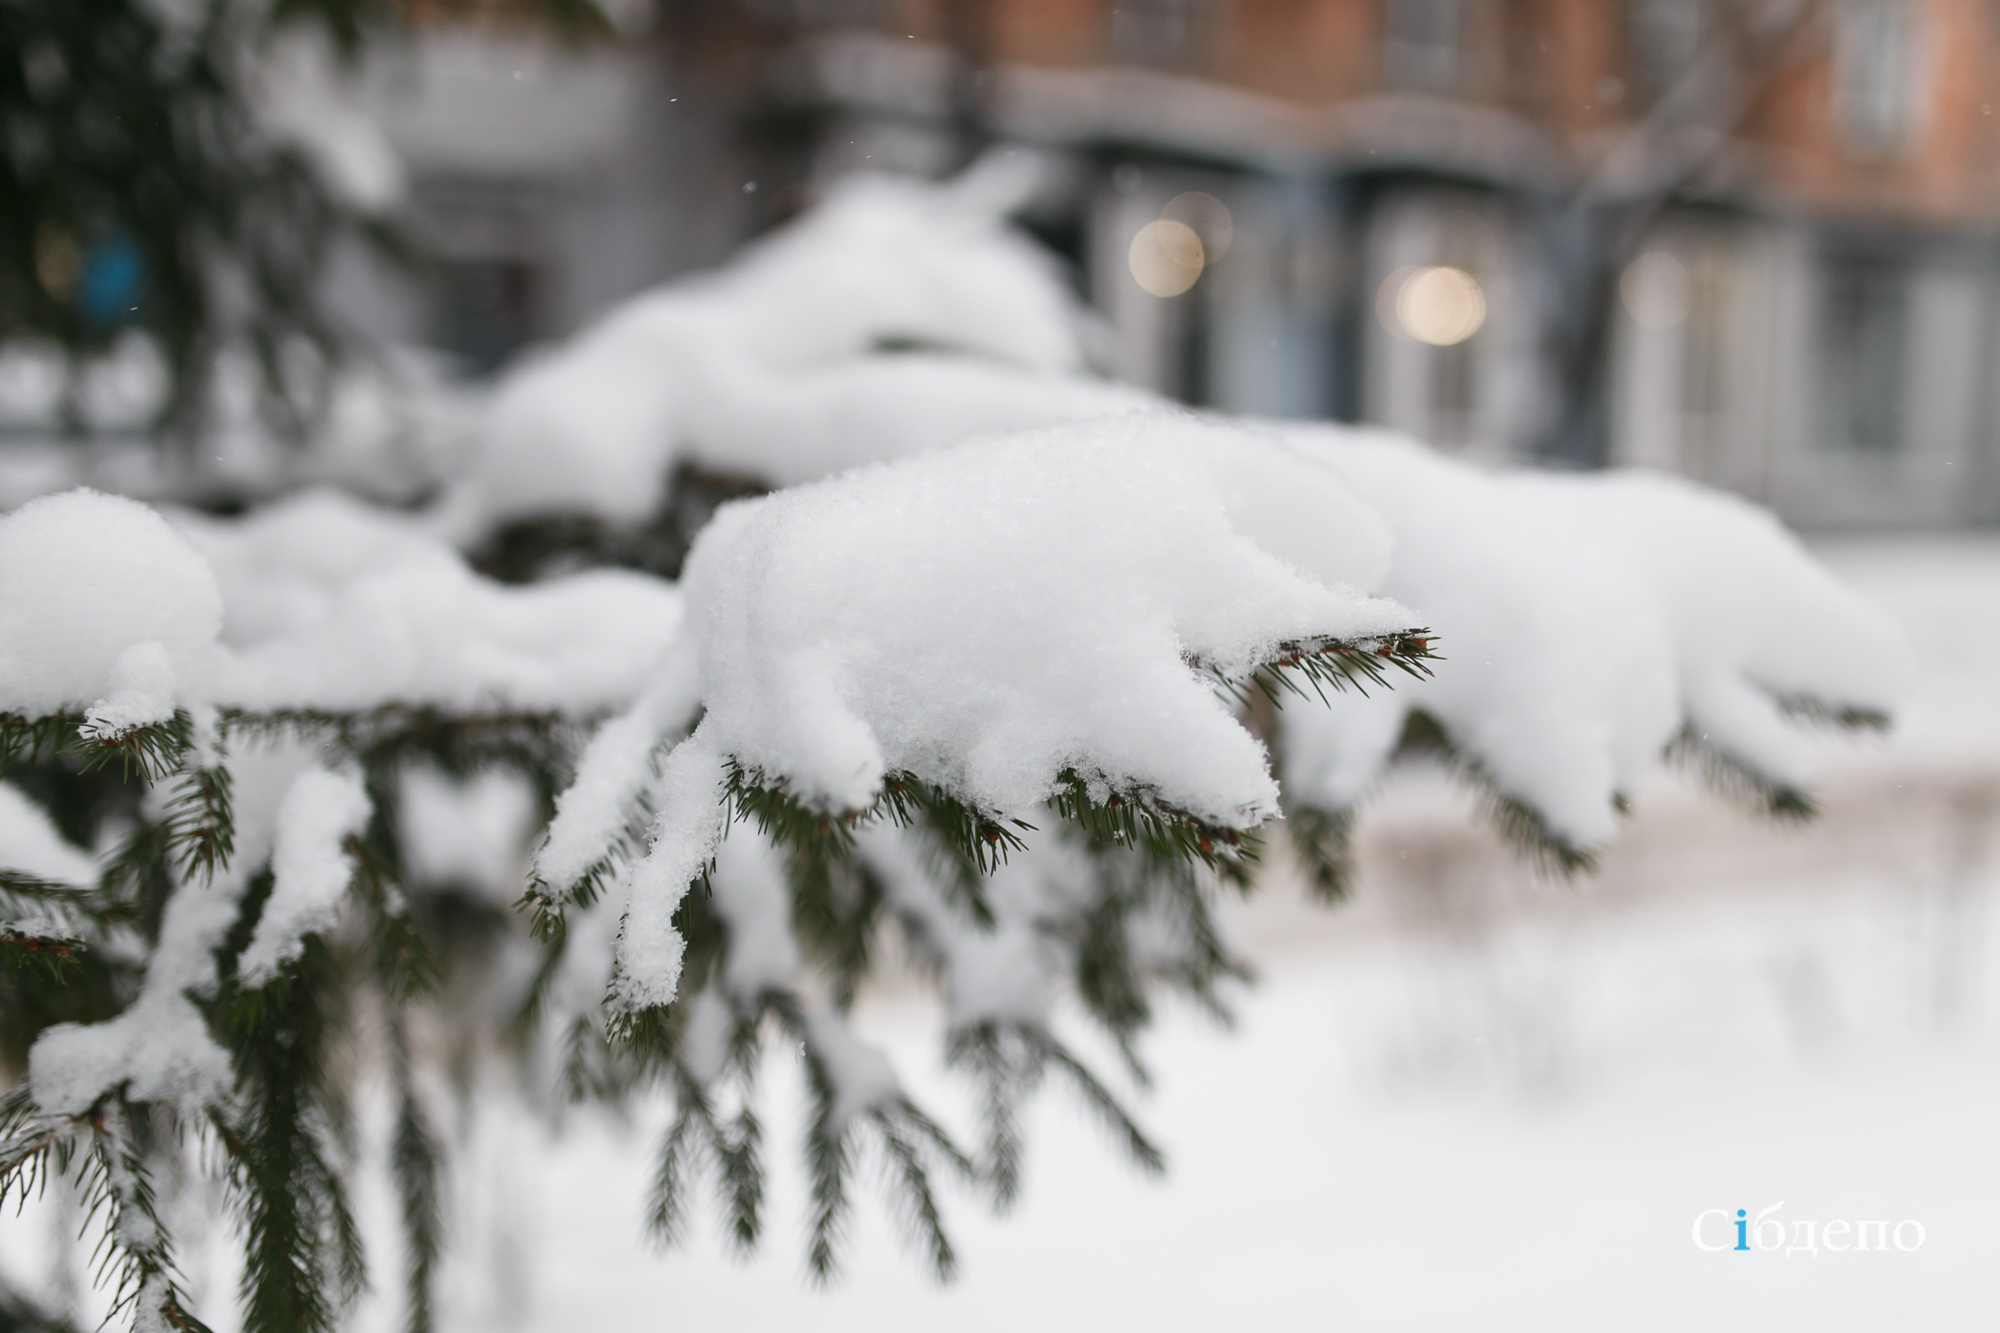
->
[647,1071,764,1256]
[1,0,614,447]
[471,465,772,585]
[0,0,370,441]
[1218,629,1437,712]
[216,937,364,1333]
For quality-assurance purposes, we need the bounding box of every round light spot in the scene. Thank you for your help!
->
[1621,249,1691,329]
[1162,191,1233,262]
[1129,219,1206,297]
[1395,266,1486,346]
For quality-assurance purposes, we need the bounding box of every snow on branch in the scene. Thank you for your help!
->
[581,415,1427,1012]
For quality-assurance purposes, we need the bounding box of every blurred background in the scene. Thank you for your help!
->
[326,0,2000,521]
[5,1,2000,1329]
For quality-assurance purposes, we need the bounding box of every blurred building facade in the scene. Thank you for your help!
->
[374,0,2000,528]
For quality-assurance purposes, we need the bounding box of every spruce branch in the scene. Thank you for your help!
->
[1283,802,1358,904]
[1210,629,1438,713]
[0,1097,217,1333]
[1666,726,1816,821]
[1026,1028,1165,1176]
[218,940,363,1333]
[1395,711,1600,877]
[647,1071,767,1257]
[162,762,234,889]
[388,1018,443,1333]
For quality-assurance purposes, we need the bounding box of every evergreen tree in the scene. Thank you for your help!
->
[0,12,1909,1332]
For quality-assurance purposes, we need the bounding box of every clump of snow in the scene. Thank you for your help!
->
[0,489,222,722]
[238,766,373,986]
[606,728,727,1013]
[463,157,1119,528]
[680,415,1404,823]
[591,415,1412,1012]
[181,490,684,715]
[1281,428,1679,848]
[1276,426,1913,848]
[1548,470,1914,791]
[675,355,1155,491]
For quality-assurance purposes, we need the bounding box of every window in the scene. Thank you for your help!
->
[1832,0,1926,159]
[1627,0,1706,109]
[1110,0,1210,70]
[1383,0,1464,93]
[433,257,543,378]
[1818,255,1907,453]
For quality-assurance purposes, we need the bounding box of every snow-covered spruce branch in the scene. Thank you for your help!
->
[0,162,1915,1329]
[0,1095,209,1333]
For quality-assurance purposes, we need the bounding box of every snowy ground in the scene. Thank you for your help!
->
[7,535,1998,1331]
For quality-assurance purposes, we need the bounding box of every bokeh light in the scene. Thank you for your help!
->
[1386,265,1486,345]
[1129,219,1206,297]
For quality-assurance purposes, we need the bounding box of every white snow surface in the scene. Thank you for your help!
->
[0,489,222,724]
[1275,428,1913,848]
[677,414,1408,825]
[238,766,373,986]
[181,490,683,715]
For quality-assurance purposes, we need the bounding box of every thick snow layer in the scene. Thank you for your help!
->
[1277,428,1912,848]
[0,489,222,724]
[181,490,684,715]
[1282,428,1678,847]
[238,766,373,986]
[464,160,1116,527]
[1545,470,1914,791]
[591,415,1410,1014]
[0,486,678,728]
[678,415,1406,824]
[605,727,727,1013]
[675,355,1156,490]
